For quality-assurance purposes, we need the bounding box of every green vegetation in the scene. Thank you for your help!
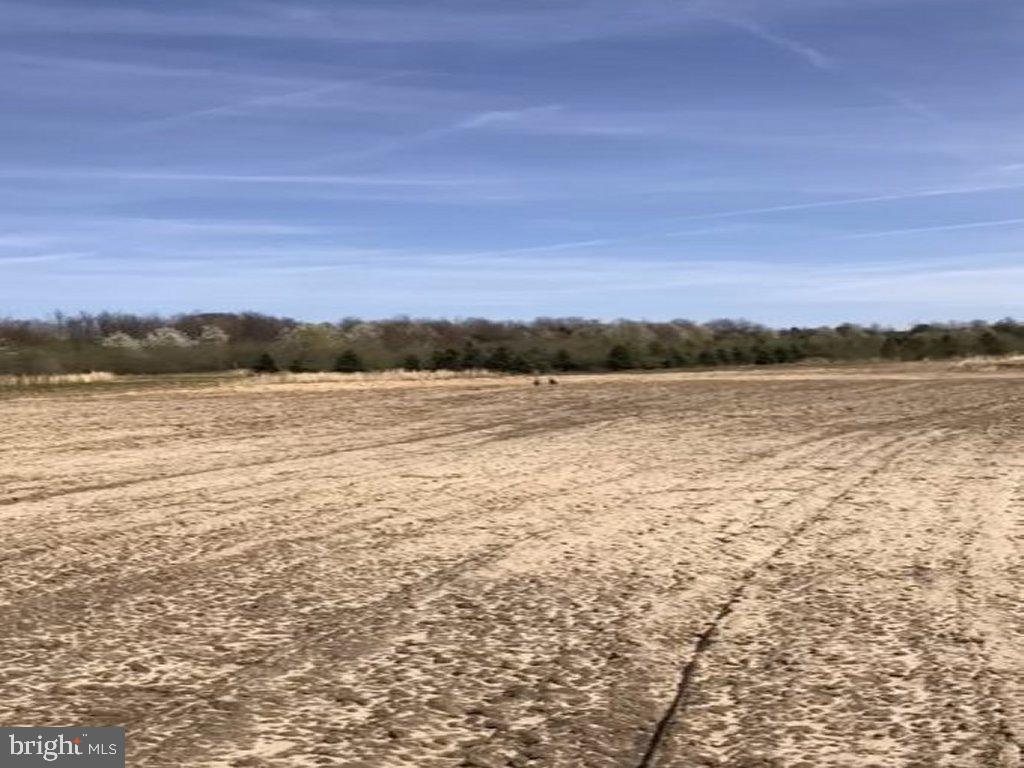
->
[606,344,634,371]
[333,349,365,373]
[251,352,279,373]
[1,312,1022,375]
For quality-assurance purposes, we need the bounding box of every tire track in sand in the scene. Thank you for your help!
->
[634,429,942,768]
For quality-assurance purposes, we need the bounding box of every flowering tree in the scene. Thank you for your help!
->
[198,325,230,345]
[101,332,141,349]
[144,327,195,348]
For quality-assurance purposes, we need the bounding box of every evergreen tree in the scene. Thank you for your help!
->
[8,311,1022,376]
[252,352,278,373]
[697,349,716,366]
[552,348,575,371]
[460,342,483,369]
[901,336,926,360]
[979,330,1006,356]
[485,346,513,371]
[994,318,1022,337]
[647,340,666,358]
[430,348,460,370]
[668,349,693,367]
[880,337,902,360]
[507,353,533,374]
[753,345,773,365]
[333,349,364,373]
[934,333,960,359]
[607,344,634,370]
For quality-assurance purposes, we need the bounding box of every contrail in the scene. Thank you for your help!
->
[123,73,409,133]
[674,182,1024,221]
[844,216,1024,239]
[708,13,946,123]
[715,15,836,72]
[316,105,563,164]
[434,183,1024,259]
[0,169,476,186]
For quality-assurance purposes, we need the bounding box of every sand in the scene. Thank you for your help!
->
[1,364,1021,767]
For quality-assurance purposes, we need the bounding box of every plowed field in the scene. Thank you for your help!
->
[2,366,1021,767]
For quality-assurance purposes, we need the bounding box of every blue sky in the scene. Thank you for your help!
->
[1,0,1022,325]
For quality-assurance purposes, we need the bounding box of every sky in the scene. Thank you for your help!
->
[1,0,1022,326]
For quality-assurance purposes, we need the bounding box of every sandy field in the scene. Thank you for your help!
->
[1,364,1022,768]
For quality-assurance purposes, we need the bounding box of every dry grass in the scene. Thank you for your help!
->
[0,371,117,387]
[241,368,504,384]
[221,367,511,395]
[952,354,1024,370]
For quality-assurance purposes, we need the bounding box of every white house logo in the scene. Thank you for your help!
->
[0,728,124,767]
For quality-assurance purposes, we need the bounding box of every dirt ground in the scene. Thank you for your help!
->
[1,364,1022,768]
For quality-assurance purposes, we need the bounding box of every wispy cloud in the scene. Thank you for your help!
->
[127,219,325,236]
[48,216,328,237]
[674,182,1024,221]
[143,251,1024,312]
[0,233,57,248]
[993,162,1024,175]
[0,0,699,44]
[123,74,409,133]
[864,86,946,123]
[0,251,87,265]
[844,216,1024,239]
[456,106,565,130]
[0,51,303,85]
[705,11,946,123]
[0,169,487,187]
[432,238,618,264]
[3,0,1020,323]
[713,15,836,72]
[315,104,565,164]
[380,182,1024,260]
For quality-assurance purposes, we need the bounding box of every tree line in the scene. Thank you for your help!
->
[0,311,1021,375]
